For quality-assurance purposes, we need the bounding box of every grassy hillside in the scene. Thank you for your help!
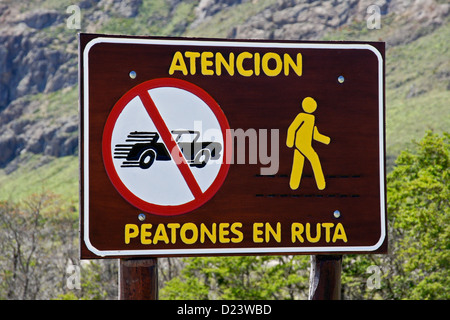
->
[323,17,450,165]
[184,0,277,38]
[1,1,449,202]
[385,22,450,159]
[99,0,198,36]
[0,154,78,203]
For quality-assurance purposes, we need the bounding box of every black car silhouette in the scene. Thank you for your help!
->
[113,130,221,169]
[172,130,222,168]
[113,132,171,169]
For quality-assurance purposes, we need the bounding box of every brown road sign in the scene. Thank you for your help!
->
[79,34,386,258]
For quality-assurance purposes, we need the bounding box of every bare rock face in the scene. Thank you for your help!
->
[229,0,362,40]
[0,4,79,168]
[0,8,77,112]
[0,0,448,170]
[22,9,62,29]
[98,0,143,18]
[0,95,78,167]
[0,27,78,166]
[0,131,21,167]
[230,0,449,42]
[195,0,249,21]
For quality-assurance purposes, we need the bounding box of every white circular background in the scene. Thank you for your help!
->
[110,87,224,206]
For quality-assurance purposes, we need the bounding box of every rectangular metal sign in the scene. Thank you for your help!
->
[79,34,387,258]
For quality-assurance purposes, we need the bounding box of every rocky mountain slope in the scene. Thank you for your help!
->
[0,0,449,199]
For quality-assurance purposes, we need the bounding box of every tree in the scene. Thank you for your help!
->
[160,255,310,300]
[0,193,78,299]
[342,131,449,300]
[161,131,449,300]
[383,131,449,299]
[0,193,118,300]
[1,132,447,300]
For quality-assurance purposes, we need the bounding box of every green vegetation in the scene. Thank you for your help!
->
[1,0,449,300]
[385,131,449,299]
[160,131,450,300]
[99,0,198,36]
[28,86,78,122]
[161,255,310,299]
[1,131,445,299]
[98,0,277,38]
[325,16,450,168]
[184,0,277,38]
[3,2,447,202]
[0,155,78,204]
[0,192,117,300]
[0,193,77,299]
[385,21,450,160]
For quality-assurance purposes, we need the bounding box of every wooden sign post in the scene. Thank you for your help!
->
[309,255,342,300]
[79,34,386,299]
[119,258,158,300]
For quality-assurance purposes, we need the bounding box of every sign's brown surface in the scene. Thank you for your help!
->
[80,34,387,258]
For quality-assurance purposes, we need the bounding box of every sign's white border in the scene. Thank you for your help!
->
[82,37,386,257]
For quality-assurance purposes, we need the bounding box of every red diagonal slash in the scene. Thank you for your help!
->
[138,88,203,199]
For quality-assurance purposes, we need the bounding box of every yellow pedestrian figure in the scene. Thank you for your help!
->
[286,97,331,190]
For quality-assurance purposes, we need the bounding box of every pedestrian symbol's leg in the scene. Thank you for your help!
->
[308,151,326,190]
[290,149,305,190]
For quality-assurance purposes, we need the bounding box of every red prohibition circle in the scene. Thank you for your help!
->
[102,78,231,216]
